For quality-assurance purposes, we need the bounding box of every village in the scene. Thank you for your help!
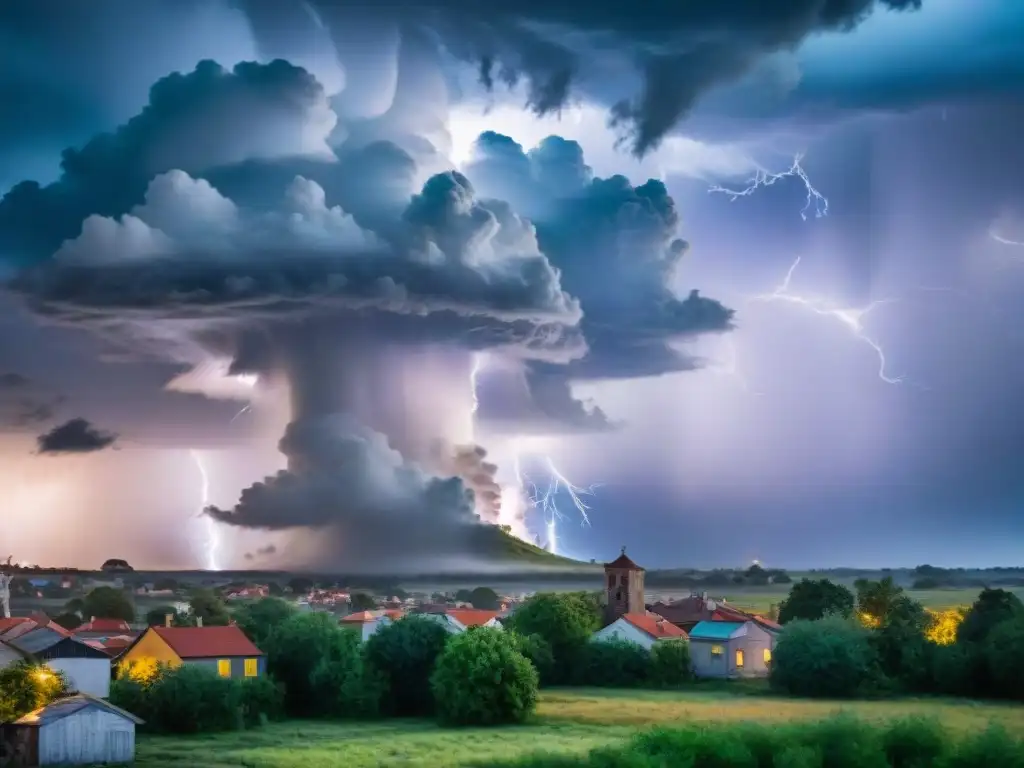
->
[0,549,791,765]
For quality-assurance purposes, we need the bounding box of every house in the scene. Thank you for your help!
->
[5,631,112,698]
[0,694,143,766]
[415,609,502,634]
[72,618,134,641]
[650,594,782,635]
[592,613,688,651]
[117,623,265,679]
[0,616,71,643]
[688,620,776,679]
[339,611,394,641]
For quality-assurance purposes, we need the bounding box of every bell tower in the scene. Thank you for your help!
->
[604,547,645,624]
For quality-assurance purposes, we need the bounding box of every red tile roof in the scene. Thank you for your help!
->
[0,618,32,634]
[604,549,644,571]
[75,618,132,634]
[151,625,263,658]
[621,613,688,639]
[0,615,71,640]
[447,610,499,628]
[340,611,377,624]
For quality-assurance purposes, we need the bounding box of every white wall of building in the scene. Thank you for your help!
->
[47,658,111,698]
[592,619,656,651]
[37,708,134,766]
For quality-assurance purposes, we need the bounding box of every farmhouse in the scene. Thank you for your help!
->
[339,611,394,641]
[688,620,776,679]
[117,622,265,679]
[0,694,143,767]
[592,613,688,651]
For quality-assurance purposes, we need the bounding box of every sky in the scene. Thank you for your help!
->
[1,0,1023,573]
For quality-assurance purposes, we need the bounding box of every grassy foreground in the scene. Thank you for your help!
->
[135,687,1024,768]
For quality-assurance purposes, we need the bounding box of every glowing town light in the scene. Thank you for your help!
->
[189,450,220,571]
[708,153,829,221]
[752,256,903,385]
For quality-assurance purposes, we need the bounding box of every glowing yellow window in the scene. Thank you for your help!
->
[244,658,258,677]
[735,649,745,668]
[763,648,772,664]
[217,659,231,677]
[710,644,724,656]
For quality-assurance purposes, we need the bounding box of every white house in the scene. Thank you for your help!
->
[6,631,112,698]
[417,609,503,634]
[339,611,394,642]
[688,620,776,679]
[1,694,143,766]
[591,612,688,651]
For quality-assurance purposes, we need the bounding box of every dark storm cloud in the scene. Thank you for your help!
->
[243,544,277,561]
[236,0,924,155]
[465,132,734,433]
[206,416,481,565]
[36,417,117,455]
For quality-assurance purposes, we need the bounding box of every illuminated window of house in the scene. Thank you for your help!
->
[710,644,724,657]
[244,659,258,677]
[763,648,772,664]
[735,649,745,668]
[217,659,231,677]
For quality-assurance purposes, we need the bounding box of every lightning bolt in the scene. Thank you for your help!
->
[751,256,904,385]
[708,153,828,221]
[469,354,482,415]
[189,449,219,571]
[990,230,1024,247]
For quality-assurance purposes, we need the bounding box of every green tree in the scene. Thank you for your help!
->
[770,616,882,698]
[871,595,931,688]
[983,616,1024,702]
[855,576,904,625]
[454,589,474,604]
[52,612,82,631]
[469,586,500,610]
[63,597,85,616]
[364,615,450,717]
[309,634,385,719]
[145,605,187,627]
[349,592,377,611]
[0,662,71,723]
[262,612,351,717]
[510,632,555,685]
[650,638,693,688]
[578,639,652,687]
[431,627,538,725]
[507,592,602,683]
[187,588,231,626]
[778,579,855,624]
[958,588,1024,644]
[745,563,769,585]
[82,586,135,622]
[232,597,297,647]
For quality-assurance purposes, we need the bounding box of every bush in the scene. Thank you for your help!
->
[239,676,284,727]
[0,662,71,723]
[263,612,355,717]
[309,630,385,718]
[576,639,651,688]
[649,638,692,687]
[114,664,242,734]
[512,632,556,685]
[984,616,1024,701]
[431,627,538,726]
[232,597,297,647]
[507,593,602,683]
[364,615,450,717]
[770,616,882,698]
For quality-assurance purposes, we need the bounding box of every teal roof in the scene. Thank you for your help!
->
[689,621,744,640]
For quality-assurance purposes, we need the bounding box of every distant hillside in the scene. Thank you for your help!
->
[474,525,588,568]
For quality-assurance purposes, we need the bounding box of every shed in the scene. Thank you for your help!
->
[7,632,112,698]
[0,694,143,767]
[688,620,776,679]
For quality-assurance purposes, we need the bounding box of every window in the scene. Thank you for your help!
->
[763,648,772,665]
[244,658,258,677]
[710,644,724,656]
[217,659,231,677]
[735,649,745,668]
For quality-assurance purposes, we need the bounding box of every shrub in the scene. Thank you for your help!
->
[0,662,71,723]
[238,675,284,727]
[431,627,538,726]
[984,616,1024,701]
[232,597,297,647]
[109,677,152,722]
[649,638,692,687]
[511,632,556,685]
[881,717,948,768]
[364,614,450,716]
[309,630,385,718]
[943,725,1024,768]
[577,639,651,688]
[127,664,243,734]
[507,593,602,683]
[770,616,882,698]
[263,612,354,716]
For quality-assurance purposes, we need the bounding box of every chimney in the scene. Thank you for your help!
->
[164,614,172,627]
[196,616,203,628]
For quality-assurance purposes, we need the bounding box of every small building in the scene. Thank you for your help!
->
[117,624,265,679]
[415,609,502,634]
[6,632,112,698]
[73,618,134,641]
[592,613,688,651]
[339,611,394,642]
[688,620,776,679]
[0,694,143,766]
[604,548,645,625]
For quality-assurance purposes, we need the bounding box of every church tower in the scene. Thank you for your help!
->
[604,547,645,624]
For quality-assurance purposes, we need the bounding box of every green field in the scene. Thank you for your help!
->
[134,687,1024,768]
[704,585,1024,615]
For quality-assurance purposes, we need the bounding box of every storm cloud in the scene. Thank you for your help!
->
[37,418,117,455]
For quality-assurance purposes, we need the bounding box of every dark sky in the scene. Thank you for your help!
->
[1,0,1023,571]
